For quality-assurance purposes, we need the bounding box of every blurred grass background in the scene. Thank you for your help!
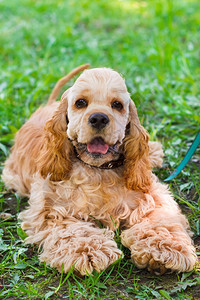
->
[0,0,200,299]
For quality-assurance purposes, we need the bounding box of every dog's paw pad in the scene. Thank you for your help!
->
[148,258,167,275]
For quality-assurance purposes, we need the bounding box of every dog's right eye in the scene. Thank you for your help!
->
[75,99,88,108]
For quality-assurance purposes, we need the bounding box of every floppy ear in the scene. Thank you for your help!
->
[37,90,73,181]
[123,100,152,192]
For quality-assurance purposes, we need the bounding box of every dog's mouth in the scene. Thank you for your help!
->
[76,137,121,158]
[72,136,123,167]
[87,137,109,155]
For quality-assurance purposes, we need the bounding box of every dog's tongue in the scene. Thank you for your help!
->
[87,138,109,154]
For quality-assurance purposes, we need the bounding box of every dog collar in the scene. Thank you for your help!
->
[95,154,124,169]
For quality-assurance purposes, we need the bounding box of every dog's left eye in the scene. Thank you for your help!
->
[112,101,123,111]
[75,99,88,108]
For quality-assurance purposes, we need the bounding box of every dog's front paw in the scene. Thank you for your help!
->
[121,221,197,274]
[39,224,122,275]
[72,238,122,275]
[130,243,197,274]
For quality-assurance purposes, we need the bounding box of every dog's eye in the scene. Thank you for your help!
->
[112,101,123,111]
[75,99,88,108]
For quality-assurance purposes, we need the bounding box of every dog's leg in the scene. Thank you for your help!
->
[19,180,122,275]
[149,141,164,168]
[39,221,121,275]
[20,213,121,275]
[2,156,31,196]
[121,180,197,274]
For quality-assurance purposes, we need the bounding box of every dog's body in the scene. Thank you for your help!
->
[2,66,197,275]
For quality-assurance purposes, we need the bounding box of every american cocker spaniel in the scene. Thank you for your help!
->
[2,64,197,275]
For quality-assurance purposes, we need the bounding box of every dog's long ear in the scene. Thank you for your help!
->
[123,100,152,192]
[37,90,73,181]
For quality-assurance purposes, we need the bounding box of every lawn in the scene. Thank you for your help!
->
[0,0,200,299]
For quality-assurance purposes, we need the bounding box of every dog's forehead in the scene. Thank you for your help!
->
[70,68,129,102]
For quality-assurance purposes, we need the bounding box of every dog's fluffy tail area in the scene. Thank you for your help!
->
[47,63,90,105]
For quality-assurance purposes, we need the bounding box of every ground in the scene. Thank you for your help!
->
[0,0,200,299]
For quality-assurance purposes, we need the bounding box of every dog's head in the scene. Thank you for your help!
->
[38,68,151,192]
[66,68,129,167]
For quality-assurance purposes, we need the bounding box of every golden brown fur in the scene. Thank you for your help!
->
[2,67,197,275]
[123,101,151,192]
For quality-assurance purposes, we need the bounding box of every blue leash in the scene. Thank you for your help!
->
[164,130,200,181]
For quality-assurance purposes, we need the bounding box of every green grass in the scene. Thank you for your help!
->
[0,0,200,299]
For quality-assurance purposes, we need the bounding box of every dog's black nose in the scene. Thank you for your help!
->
[89,113,109,130]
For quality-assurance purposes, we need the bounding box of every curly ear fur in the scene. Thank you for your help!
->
[123,100,152,192]
[37,92,73,181]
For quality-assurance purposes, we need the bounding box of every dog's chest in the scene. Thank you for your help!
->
[49,163,139,225]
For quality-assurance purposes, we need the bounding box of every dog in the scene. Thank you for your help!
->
[2,65,197,275]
